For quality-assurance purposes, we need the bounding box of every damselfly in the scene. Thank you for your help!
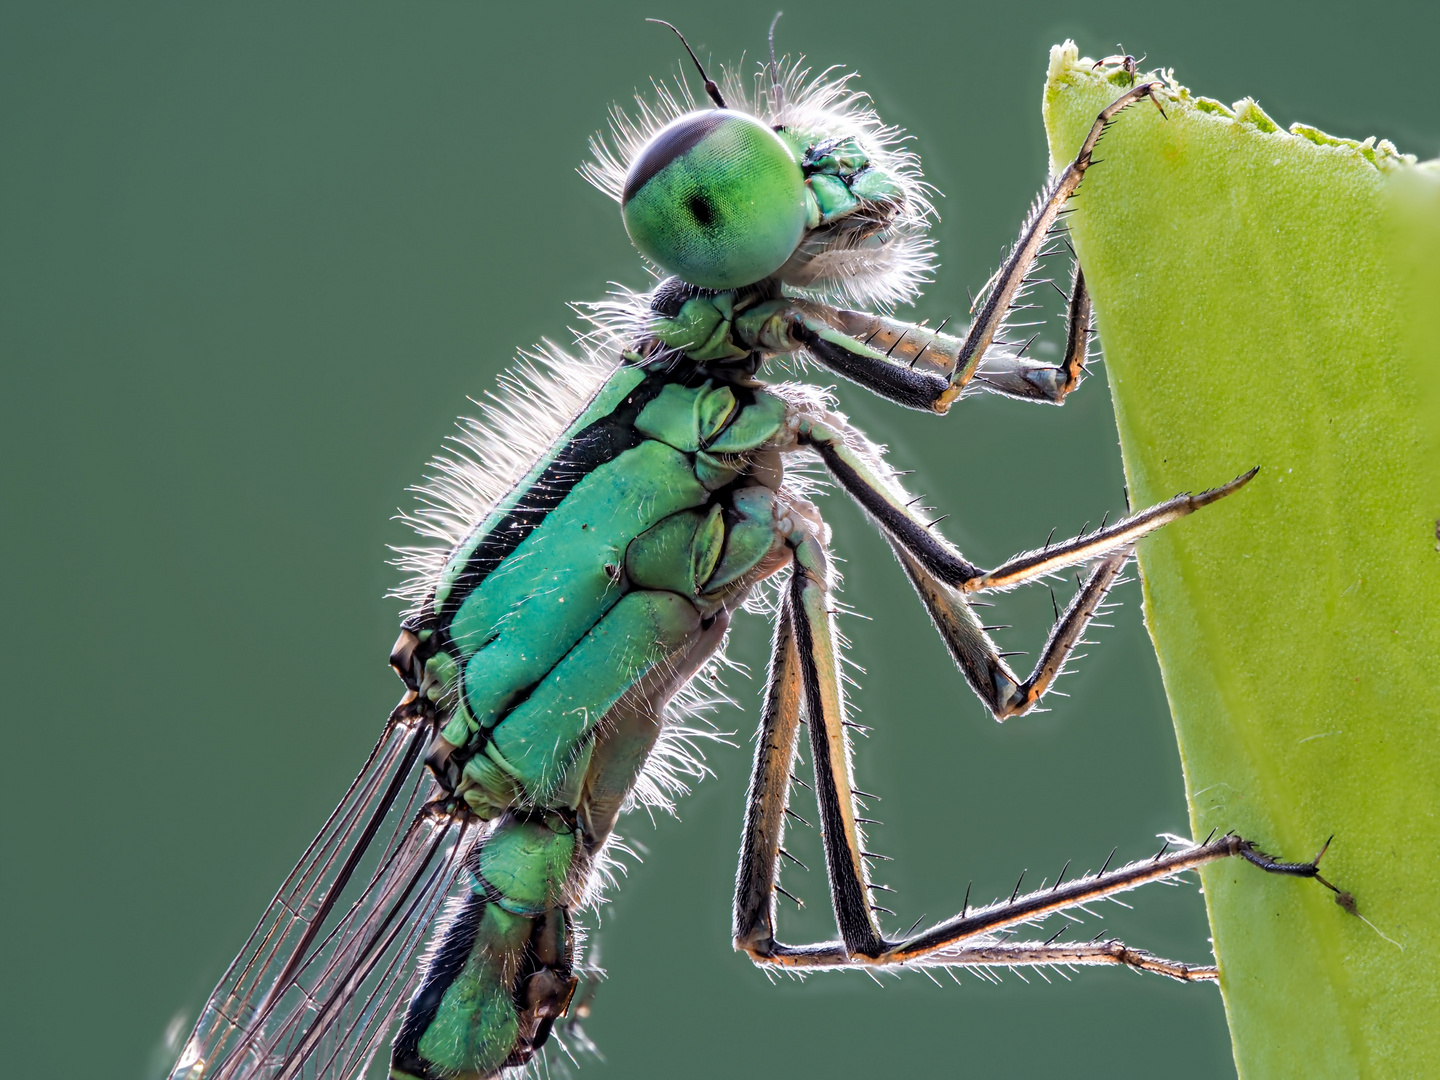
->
[169,26,1341,1080]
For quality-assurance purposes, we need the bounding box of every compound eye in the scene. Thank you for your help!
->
[622,111,807,291]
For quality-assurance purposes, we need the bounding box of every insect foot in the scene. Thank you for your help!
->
[1237,833,1358,913]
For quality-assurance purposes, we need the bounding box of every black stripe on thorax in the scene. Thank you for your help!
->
[432,366,690,632]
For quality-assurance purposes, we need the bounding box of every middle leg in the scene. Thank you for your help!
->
[782,407,1253,717]
[794,409,1256,594]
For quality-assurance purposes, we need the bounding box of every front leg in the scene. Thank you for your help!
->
[785,261,1094,410]
[774,82,1162,413]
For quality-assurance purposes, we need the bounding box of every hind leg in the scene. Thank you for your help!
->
[732,519,1345,977]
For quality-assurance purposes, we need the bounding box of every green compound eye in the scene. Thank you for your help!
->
[622,111,807,291]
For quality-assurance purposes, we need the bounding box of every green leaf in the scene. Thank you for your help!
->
[1043,42,1440,1078]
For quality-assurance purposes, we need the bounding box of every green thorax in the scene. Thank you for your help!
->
[403,349,787,818]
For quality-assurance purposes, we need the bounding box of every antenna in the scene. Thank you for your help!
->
[646,19,727,108]
[766,11,785,113]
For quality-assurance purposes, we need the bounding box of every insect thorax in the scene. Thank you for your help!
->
[392,329,796,836]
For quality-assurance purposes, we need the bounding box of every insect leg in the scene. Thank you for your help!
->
[792,409,1255,593]
[968,261,1095,404]
[787,523,888,956]
[786,411,1252,717]
[961,467,1257,593]
[743,830,1341,979]
[892,541,1130,720]
[771,83,1163,414]
[935,81,1163,411]
[873,833,1339,975]
[733,589,805,956]
[782,307,954,412]
[725,536,1342,971]
[725,473,1344,976]
[778,285,1089,413]
[733,520,887,962]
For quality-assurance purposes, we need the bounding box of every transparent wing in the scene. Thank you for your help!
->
[171,707,480,1080]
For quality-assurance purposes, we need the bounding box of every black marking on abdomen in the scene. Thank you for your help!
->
[390,889,488,1078]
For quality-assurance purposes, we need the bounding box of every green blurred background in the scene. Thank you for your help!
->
[2,3,1435,1078]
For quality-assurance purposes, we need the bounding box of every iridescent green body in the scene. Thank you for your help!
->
[389,361,790,1079]
[168,52,1287,1080]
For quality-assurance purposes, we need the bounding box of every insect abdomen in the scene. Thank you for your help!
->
[390,814,578,1080]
